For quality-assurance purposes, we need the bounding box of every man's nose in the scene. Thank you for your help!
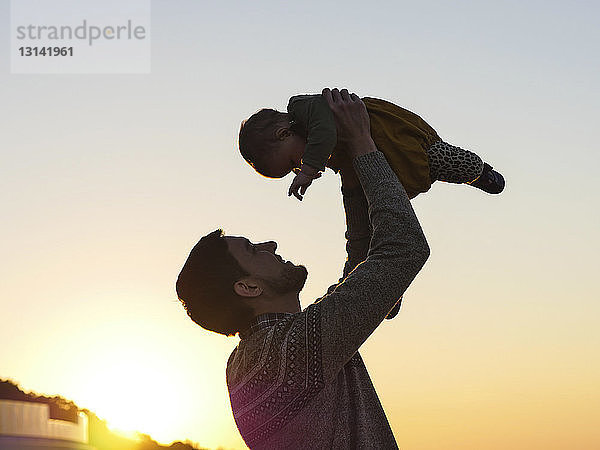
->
[260,241,277,253]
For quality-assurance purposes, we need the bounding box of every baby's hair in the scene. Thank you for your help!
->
[238,108,288,177]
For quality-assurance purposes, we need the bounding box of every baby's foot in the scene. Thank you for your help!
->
[469,163,505,194]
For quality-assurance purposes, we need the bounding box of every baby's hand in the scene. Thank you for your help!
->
[288,172,314,201]
[288,165,321,201]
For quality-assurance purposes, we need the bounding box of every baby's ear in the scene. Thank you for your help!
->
[274,126,292,140]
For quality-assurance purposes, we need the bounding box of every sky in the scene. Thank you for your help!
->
[1,0,599,448]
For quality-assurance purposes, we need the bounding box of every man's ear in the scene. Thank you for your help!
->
[233,278,263,298]
[274,126,293,140]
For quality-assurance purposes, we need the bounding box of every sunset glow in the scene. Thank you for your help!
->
[2,1,599,449]
[77,348,183,441]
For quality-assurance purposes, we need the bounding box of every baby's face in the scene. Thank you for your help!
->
[265,133,305,178]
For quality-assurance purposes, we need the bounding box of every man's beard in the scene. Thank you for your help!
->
[263,263,308,295]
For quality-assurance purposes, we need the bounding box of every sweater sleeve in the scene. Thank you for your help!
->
[287,95,337,172]
[341,186,371,279]
[313,151,430,382]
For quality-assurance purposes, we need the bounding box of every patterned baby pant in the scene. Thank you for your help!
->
[426,140,484,184]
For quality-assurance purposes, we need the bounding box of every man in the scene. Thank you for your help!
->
[176,88,430,448]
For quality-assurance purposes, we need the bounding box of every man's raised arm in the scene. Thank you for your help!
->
[337,156,403,318]
[338,156,372,279]
[314,88,430,382]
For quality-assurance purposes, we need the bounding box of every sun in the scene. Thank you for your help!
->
[53,304,227,447]
[73,344,188,444]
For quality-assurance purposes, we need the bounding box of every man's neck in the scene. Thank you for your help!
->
[249,292,301,317]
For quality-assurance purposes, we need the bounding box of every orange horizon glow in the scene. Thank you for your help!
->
[2,1,600,449]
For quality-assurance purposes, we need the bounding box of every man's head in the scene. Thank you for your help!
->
[238,109,305,179]
[176,229,307,336]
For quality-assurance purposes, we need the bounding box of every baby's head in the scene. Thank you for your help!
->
[239,109,305,178]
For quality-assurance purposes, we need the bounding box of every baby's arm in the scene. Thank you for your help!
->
[287,95,337,200]
[287,166,321,201]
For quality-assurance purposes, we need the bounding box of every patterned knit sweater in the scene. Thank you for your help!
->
[226,151,430,449]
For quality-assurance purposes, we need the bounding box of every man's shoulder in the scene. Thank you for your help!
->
[227,307,323,391]
[226,308,327,448]
[226,329,271,388]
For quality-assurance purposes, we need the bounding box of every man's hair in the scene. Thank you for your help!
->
[238,108,288,178]
[176,229,254,336]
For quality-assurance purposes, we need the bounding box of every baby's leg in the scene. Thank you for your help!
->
[427,140,484,183]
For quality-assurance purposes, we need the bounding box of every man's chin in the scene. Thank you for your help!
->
[285,263,308,292]
[293,264,308,291]
[268,264,308,294]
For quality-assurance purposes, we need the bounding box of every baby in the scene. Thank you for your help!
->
[238,89,505,201]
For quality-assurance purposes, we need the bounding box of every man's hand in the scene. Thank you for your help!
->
[321,88,376,159]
